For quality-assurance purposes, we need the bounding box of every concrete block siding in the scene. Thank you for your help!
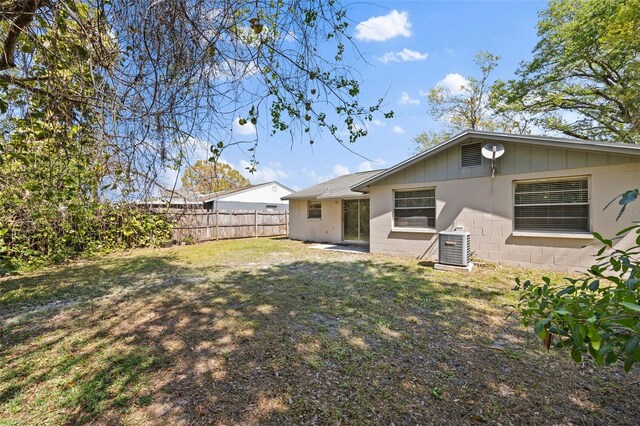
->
[369,161,640,273]
[286,132,640,272]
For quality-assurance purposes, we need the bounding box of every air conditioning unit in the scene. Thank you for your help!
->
[438,230,471,267]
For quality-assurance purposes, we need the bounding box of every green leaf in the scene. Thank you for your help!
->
[625,335,639,356]
[534,320,549,340]
[571,347,582,363]
[572,324,587,347]
[587,280,600,291]
[557,286,575,296]
[620,302,640,313]
[620,189,639,206]
[587,327,602,351]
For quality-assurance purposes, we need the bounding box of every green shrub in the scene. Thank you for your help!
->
[0,203,172,272]
[514,190,640,371]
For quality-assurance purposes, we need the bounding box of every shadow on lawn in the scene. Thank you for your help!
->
[2,255,639,424]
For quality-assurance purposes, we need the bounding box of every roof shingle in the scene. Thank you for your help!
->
[281,170,385,200]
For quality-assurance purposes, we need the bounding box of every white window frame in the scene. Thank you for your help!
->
[392,188,437,232]
[307,200,322,220]
[512,175,592,236]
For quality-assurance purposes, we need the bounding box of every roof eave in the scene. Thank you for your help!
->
[351,130,640,191]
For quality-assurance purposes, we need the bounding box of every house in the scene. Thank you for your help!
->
[283,131,640,272]
[200,181,293,211]
[147,181,293,211]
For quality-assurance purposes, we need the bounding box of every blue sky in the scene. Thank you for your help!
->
[178,1,548,191]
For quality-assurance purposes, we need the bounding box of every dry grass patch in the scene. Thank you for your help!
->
[1,237,639,424]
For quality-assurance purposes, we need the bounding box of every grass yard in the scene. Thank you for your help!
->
[1,238,638,425]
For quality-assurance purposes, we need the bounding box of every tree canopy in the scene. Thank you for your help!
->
[1,0,389,268]
[496,0,640,142]
[1,0,389,196]
[181,160,250,194]
[413,51,529,153]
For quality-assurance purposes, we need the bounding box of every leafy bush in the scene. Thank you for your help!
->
[0,204,171,272]
[514,191,640,371]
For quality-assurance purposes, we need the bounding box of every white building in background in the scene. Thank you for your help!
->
[150,181,294,211]
[202,181,293,211]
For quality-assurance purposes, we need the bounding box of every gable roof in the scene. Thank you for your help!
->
[281,170,385,200]
[152,181,293,204]
[200,181,293,202]
[352,130,640,192]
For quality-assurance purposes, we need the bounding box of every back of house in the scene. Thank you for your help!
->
[284,131,640,272]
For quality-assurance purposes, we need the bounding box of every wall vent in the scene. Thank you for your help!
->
[438,231,471,267]
[461,143,482,167]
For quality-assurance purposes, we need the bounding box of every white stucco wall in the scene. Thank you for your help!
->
[369,160,640,272]
[222,183,292,204]
[288,199,343,243]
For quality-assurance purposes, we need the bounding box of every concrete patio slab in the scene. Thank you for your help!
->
[309,243,369,254]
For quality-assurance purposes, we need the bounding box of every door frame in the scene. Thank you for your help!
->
[341,198,370,244]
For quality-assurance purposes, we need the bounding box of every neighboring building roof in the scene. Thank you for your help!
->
[282,170,385,200]
[144,181,293,205]
[200,181,294,203]
[157,188,201,204]
[351,130,640,192]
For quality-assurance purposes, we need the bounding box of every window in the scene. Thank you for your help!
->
[394,189,436,228]
[514,177,589,232]
[266,204,278,211]
[307,200,322,219]
[461,143,482,167]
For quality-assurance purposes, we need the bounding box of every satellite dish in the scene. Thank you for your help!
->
[481,143,505,178]
[481,143,505,160]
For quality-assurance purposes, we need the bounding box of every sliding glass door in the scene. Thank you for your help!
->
[343,199,370,242]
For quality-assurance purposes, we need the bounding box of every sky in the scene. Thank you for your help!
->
[173,0,548,192]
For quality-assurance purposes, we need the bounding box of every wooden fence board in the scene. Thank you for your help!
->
[163,209,288,243]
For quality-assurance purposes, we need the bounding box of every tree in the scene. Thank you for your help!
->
[413,51,529,153]
[1,0,390,195]
[181,160,250,194]
[497,0,640,143]
[0,3,171,269]
[0,1,391,267]
[411,130,452,154]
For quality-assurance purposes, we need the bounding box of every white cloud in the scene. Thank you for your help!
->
[333,164,350,176]
[357,158,387,172]
[398,91,420,105]
[436,73,470,95]
[357,161,374,172]
[392,125,406,134]
[377,48,428,64]
[302,164,352,184]
[233,117,257,137]
[371,119,387,127]
[355,10,412,42]
[238,159,288,184]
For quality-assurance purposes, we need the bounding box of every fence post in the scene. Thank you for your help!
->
[206,212,211,240]
[215,210,219,241]
[285,211,288,236]
[254,210,258,238]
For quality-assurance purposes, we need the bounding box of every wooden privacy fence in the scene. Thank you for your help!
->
[169,210,289,243]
